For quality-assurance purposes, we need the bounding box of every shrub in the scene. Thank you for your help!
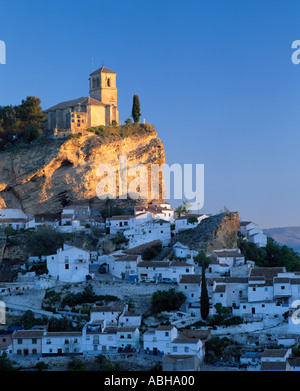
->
[151,288,186,314]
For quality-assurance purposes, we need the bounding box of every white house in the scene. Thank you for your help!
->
[0,209,35,231]
[119,311,142,327]
[174,214,209,233]
[90,303,128,326]
[143,325,178,355]
[239,221,267,248]
[106,215,136,234]
[239,221,259,236]
[168,261,195,282]
[42,331,82,356]
[137,260,170,282]
[46,244,91,282]
[108,254,140,281]
[172,242,198,261]
[117,327,140,350]
[178,274,202,315]
[134,202,175,223]
[143,325,204,362]
[124,219,171,248]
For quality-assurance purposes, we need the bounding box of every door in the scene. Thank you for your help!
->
[23,349,29,356]
[252,307,255,314]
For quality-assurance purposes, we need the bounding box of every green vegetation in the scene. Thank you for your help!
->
[87,122,153,139]
[206,336,232,357]
[209,303,243,326]
[175,201,192,217]
[14,310,83,331]
[26,227,66,256]
[60,283,119,308]
[238,235,300,271]
[187,216,198,224]
[200,263,209,321]
[96,354,123,371]
[141,242,163,261]
[0,353,16,371]
[0,96,45,150]
[67,357,86,371]
[151,288,186,314]
[132,94,141,123]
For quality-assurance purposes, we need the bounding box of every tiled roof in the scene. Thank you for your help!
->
[45,96,106,112]
[250,267,285,280]
[123,240,162,255]
[90,66,117,76]
[156,325,175,331]
[181,329,211,340]
[213,251,244,258]
[261,349,288,358]
[107,215,134,220]
[179,275,201,284]
[138,261,170,268]
[12,330,44,338]
[172,336,200,344]
[214,285,226,293]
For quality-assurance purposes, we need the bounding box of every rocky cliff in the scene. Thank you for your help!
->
[172,212,240,253]
[0,124,165,215]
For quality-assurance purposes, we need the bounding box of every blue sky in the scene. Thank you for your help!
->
[1,0,300,228]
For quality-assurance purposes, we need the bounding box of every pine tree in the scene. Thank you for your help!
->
[132,94,141,123]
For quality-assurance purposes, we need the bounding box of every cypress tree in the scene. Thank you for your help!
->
[200,263,210,321]
[132,94,141,123]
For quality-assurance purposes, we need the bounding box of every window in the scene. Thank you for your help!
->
[46,339,51,344]
[173,346,177,352]
[65,264,69,270]
[32,349,37,355]
[127,334,132,339]
[165,332,169,337]
[186,269,189,273]
[281,286,285,290]
[120,335,124,339]
[64,339,69,344]
[17,349,22,355]
[2,338,6,342]
[265,287,268,291]
[184,347,189,352]
[107,78,111,87]
[17,339,22,344]
[32,338,37,344]
[253,287,256,291]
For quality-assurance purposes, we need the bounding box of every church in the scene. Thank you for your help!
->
[44,66,119,132]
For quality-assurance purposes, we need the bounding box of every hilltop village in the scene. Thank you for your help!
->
[0,67,300,372]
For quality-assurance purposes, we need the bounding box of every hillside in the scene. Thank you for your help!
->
[0,123,165,215]
[263,227,300,254]
[172,211,240,253]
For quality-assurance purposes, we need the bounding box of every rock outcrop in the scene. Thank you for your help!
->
[172,212,240,253]
[0,124,165,215]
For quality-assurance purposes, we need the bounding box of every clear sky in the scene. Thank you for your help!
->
[1,0,300,229]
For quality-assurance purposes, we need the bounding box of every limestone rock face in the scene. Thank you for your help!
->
[172,212,240,253]
[0,125,165,215]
